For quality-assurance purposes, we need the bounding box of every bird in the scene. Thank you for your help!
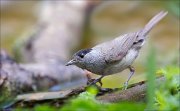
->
[66,11,168,89]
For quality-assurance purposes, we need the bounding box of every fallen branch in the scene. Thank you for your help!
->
[2,77,165,109]
[0,50,86,96]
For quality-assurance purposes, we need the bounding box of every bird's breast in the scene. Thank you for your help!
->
[83,49,106,75]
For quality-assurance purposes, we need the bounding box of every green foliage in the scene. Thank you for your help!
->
[145,47,179,111]
[155,66,179,111]
[14,105,59,111]
[15,108,34,111]
[61,92,101,111]
[86,86,99,95]
[34,105,58,111]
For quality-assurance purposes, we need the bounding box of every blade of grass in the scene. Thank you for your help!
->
[146,47,156,110]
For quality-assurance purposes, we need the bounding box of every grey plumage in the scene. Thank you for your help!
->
[66,11,167,87]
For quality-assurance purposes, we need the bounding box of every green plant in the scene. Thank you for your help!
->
[155,66,179,111]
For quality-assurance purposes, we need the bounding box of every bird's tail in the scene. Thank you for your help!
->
[139,11,168,38]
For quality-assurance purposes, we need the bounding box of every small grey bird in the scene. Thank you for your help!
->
[66,11,167,89]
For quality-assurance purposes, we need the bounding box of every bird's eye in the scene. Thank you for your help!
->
[79,53,84,58]
[75,48,92,59]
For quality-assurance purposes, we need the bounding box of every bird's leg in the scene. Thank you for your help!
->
[86,73,94,84]
[87,75,104,87]
[123,66,135,90]
[86,74,103,86]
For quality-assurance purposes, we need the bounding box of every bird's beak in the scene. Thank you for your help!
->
[65,59,76,66]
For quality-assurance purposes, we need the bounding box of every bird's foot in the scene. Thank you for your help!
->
[123,81,128,90]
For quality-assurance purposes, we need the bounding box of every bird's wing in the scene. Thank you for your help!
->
[93,11,167,64]
[102,32,137,64]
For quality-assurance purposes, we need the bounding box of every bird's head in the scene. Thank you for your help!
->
[66,48,92,68]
